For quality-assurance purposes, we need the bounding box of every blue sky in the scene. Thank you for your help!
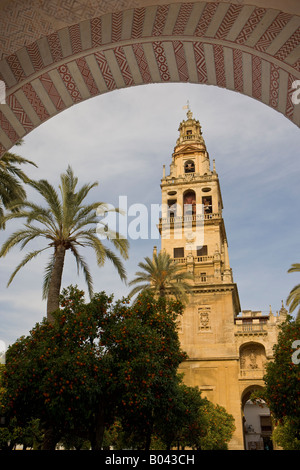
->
[0,82,300,348]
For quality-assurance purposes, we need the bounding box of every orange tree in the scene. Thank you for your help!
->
[2,286,113,449]
[2,286,186,450]
[154,384,235,450]
[260,316,300,445]
[101,292,187,450]
[196,400,235,450]
[154,382,206,450]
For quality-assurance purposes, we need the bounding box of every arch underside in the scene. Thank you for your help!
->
[0,2,299,157]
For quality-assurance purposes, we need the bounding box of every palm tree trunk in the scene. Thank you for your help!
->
[47,244,66,322]
[159,285,166,298]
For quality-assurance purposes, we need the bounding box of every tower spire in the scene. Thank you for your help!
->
[183,100,193,119]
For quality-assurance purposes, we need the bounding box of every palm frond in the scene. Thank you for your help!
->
[288,263,300,273]
[7,247,49,286]
[286,284,300,313]
[128,250,192,302]
[42,253,56,300]
[100,246,127,282]
[128,284,153,299]
[29,179,62,225]
[0,227,41,257]
[70,245,94,299]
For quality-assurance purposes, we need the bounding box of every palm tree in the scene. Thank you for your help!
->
[128,250,193,303]
[0,145,37,228]
[0,166,129,321]
[286,263,300,320]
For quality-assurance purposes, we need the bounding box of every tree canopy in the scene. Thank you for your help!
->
[1,285,235,450]
[0,166,129,320]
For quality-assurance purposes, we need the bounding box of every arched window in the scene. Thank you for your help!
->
[183,190,196,215]
[184,160,195,173]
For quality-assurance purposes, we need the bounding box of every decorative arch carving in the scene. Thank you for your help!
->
[0,1,299,157]
[240,342,267,371]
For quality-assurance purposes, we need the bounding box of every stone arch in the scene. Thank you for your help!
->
[241,383,264,409]
[241,384,273,450]
[0,1,299,157]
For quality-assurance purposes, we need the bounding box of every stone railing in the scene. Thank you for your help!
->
[173,256,214,265]
[160,213,221,225]
[235,323,268,336]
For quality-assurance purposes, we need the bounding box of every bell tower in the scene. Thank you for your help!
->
[158,107,243,449]
[159,106,240,324]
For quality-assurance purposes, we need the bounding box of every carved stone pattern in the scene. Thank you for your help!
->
[47,31,64,63]
[275,27,300,62]
[8,93,34,132]
[198,307,211,331]
[91,17,102,47]
[152,5,169,37]
[26,41,44,73]
[152,42,170,82]
[111,11,123,44]
[240,344,266,370]
[6,54,26,83]
[235,8,267,45]
[131,8,146,40]
[252,55,262,100]
[215,3,244,40]
[39,71,66,111]
[214,44,226,88]
[0,111,19,145]
[94,51,116,91]
[269,63,280,109]
[69,23,82,55]
[254,12,292,52]
[233,48,243,93]
[194,2,219,37]
[132,43,152,84]
[0,1,300,156]
[114,46,134,87]
[57,64,82,103]
[76,56,99,96]
[22,82,50,121]
[172,3,194,36]
[193,42,208,84]
[173,41,189,82]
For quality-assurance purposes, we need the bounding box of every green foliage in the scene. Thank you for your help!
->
[198,400,235,450]
[0,166,129,319]
[1,286,186,449]
[2,285,236,450]
[272,416,300,450]
[0,147,37,229]
[262,316,300,424]
[154,382,205,450]
[286,263,300,320]
[2,286,115,447]
[103,292,187,449]
[128,251,193,303]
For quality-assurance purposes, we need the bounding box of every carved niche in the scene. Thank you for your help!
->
[240,344,266,370]
[198,306,211,331]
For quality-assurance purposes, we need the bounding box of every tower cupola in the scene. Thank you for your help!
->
[176,108,205,148]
